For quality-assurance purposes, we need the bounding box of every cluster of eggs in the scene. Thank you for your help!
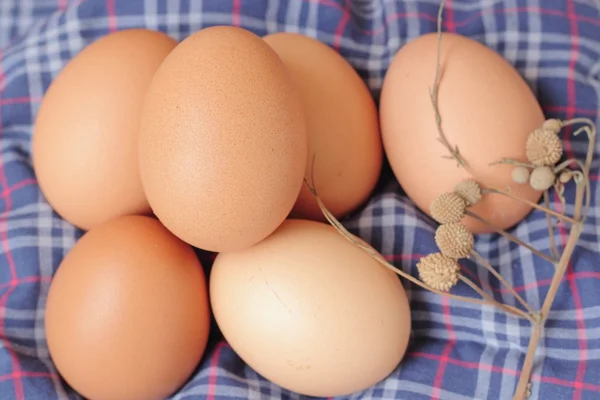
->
[32,24,546,400]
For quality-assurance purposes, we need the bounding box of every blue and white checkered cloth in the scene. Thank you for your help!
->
[1,1,599,399]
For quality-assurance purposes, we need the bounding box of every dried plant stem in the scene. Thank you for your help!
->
[488,159,534,168]
[513,119,593,399]
[544,191,561,260]
[470,250,537,317]
[304,179,532,322]
[465,210,557,264]
[555,157,592,224]
[572,120,596,172]
[562,116,596,151]
[482,187,578,225]
[554,181,568,212]
[513,322,543,400]
[429,0,468,168]
[458,275,534,322]
[513,213,584,400]
[573,176,585,224]
[559,119,595,224]
[573,162,591,224]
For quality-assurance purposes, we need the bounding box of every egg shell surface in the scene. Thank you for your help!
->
[44,215,211,400]
[379,32,545,233]
[139,26,307,252]
[32,29,177,230]
[263,32,383,221]
[210,219,412,398]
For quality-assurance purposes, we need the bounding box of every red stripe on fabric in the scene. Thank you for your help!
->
[310,0,344,12]
[442,0,456,33]
[106,0,117,33]
[0,276,52,291]
[332,0,350,52]
[491,272,600,295]
[58,0,68,11]
[413,351,519,375]
[430,296,455,400]
[411,352,600,392]
[0,97,43,105]
[0,371,57,382]
[543,106,597,117]
[361,12,437,35]
[232,0,241,27]
[206,341,225,400]
[0,50,25,400]
[0,179,38,200]
[563,1,587,398]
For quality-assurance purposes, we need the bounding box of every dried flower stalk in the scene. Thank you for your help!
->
[304,1,596,399]
[429,0,468,168]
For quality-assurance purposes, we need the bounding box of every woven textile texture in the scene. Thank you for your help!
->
[1,0,599,399]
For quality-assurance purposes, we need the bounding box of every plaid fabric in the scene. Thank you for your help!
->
[1,0,599,399]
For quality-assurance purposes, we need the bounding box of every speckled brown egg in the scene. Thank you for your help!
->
[210,219,412,397]
[32,29,177,231]
[262,32,382,221]
[139,26,307,252]
[379,32,545,233]
[44,215,211,400]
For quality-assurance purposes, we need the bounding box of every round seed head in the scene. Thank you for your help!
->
[435,222,474,259]
[430,193,466,224]
[559,170,573,184]
[529,166,556,191]
[416,252,460,292]
[525,129,563,166]
[511,166,530,184]
[542,118,562,134]
[454,179,482,206]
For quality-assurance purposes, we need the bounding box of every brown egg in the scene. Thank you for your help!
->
[44,215,211,400]
[379,32,545,233]
[32,29,177,231]
[262,32,382,221]
[139,26,307,252]
[210,219,411,397]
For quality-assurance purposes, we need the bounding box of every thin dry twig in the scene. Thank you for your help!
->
[429,0,468,168]
[544,190,561,260]
[470,250,536,317]
[482,187,578,225]
[464,210,557,264]
[488,159,535,168]
[513,206,584,399]
[458,275,534,322]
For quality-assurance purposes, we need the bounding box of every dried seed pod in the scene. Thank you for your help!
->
[525,129,563,166]
[453,179,482,206]
[435,222,474,259]
[416,252,460,292]
[430,193,466,224]
[512,166,530,184]
[542,118,562,134]
[559,170,573,184]
[529,166,556,191]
